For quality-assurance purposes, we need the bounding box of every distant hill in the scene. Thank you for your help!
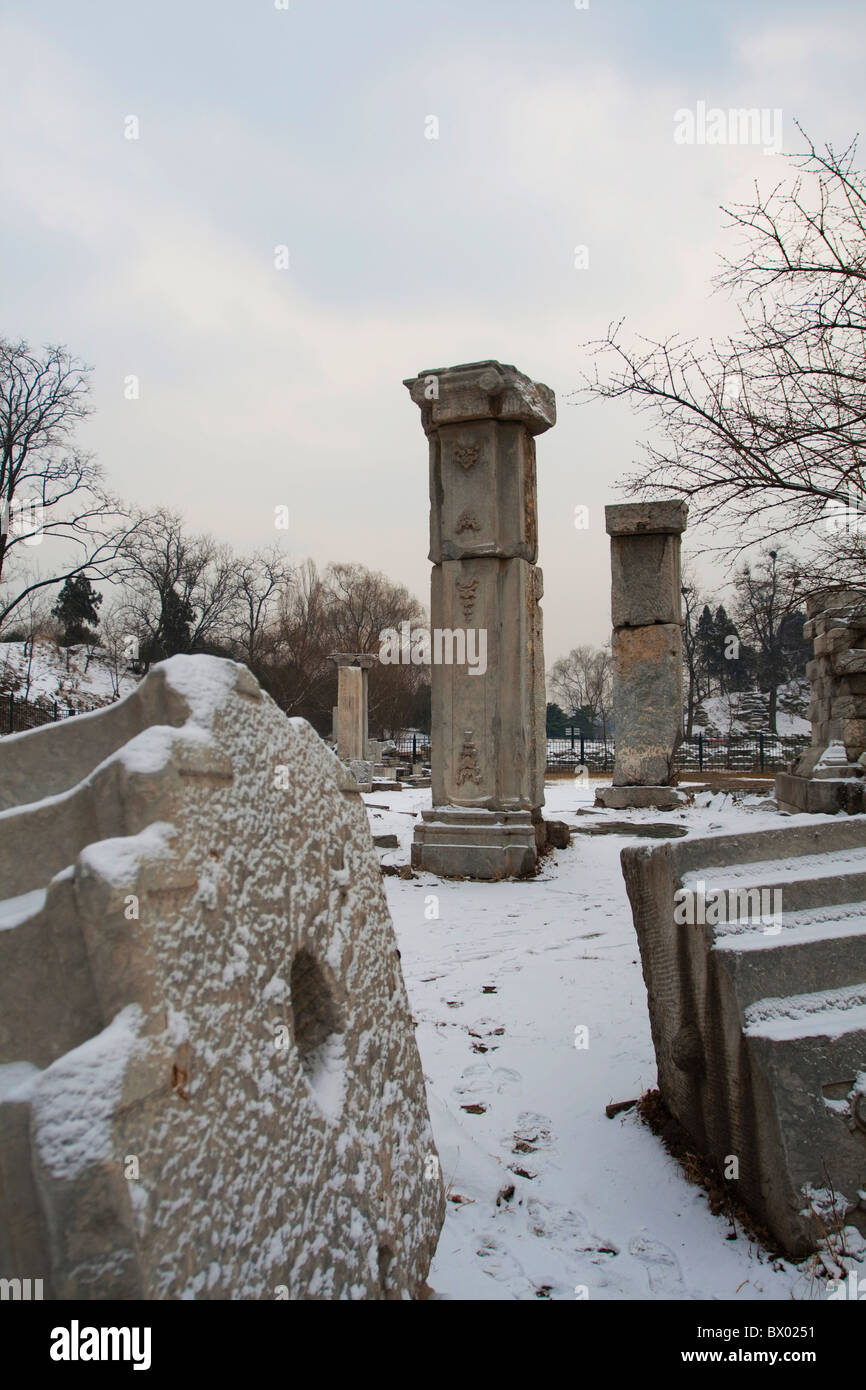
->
[0,640,139,712]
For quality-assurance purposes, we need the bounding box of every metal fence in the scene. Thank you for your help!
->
[384,731,811,775]
[547,732,810,774]
[0,691,94,736]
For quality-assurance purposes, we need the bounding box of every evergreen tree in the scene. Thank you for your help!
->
[140,586,195,665]
[51,574,102,645]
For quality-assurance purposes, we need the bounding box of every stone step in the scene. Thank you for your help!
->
[744,982,866,1040]
[713,906,866,1015]
[680,846,866,913]
[620,812,866,1254]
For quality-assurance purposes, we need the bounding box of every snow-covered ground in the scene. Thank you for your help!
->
[0,640,137,710]
[364,779,855,1302]
[694,692,809,739]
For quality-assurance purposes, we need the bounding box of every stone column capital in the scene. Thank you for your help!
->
[403,360,556,436]
[328,653,377,669]
[605,500,688,537]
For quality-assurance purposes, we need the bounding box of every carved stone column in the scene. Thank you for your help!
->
[776,589,866,813]
[403,360,555,878]
[596,500,688,811]
[329,653,375,763]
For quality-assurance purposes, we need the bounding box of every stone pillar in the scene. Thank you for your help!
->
[403,359,555,878]
[329,654,375,763]
[776,590,866,813]
[596,500,688,811]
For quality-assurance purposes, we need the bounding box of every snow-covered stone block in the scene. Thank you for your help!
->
[0,655,444,1299]
[621,817,866,1255]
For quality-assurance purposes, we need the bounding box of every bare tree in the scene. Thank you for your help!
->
[680,578,702,738]
[255,559,427,734]
[0,339,140,626]
[99,604,137,699]
[232,545,294,668]
[120,510,240,663]
[578,128,866,579]
[255,559,334,718]
[732,548,805,732]
[548,645,613,737]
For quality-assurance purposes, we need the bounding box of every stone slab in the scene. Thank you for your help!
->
[610,532,683,628]
[411,808,537,879]
[611,623,683,786]
[605,500,688,537]
[775,771,866,815]
[595,785,689,810]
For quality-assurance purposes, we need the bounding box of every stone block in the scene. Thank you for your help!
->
[611,624,683,786]
[428,419,539,563]
[605,500,688,537]
[0,655,444,1299]
[775,771,866,815]
[429,557,545,813]
[595,785,689,810]
[834,649,866,676]
[411,808,537,879]
[404,360,555,436]
[620,816,866,1254]
[348,758,373,791]
[610,533,682,627]
[544,820,571,848]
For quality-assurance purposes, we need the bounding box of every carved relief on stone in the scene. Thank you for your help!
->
[455,509,480,534]
[454,442,480,471]
[456,577,479,623]
[455,729,481,785]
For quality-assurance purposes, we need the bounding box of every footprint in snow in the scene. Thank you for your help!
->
[454,1063,521,1099]
[628,1234,684,1296]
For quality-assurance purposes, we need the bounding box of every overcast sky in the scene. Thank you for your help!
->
[2,0,863,661]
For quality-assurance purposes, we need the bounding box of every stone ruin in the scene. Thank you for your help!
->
[0,654,444,1299]
[330,651,375,765]
[404,359,553,879]
[776,590,866,814]
[621,817,866,1255]
[596,500,689,812]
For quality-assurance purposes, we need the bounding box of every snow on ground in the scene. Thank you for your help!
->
[364,779,838,1302]
[0,640,138,709]
[694,693,809,739]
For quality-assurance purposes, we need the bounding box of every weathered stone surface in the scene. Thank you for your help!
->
[611,624,683,786]
[406,359,553,878]
[348,758,373,791]
[776,591,866,810]
[775,771,866,814]
[621,816,866,1255]
[605,500,688,537]
[330,654,375,764]
[573,819,688,837]
[0,655,444,1299]
[603,500,686,793]
[429,557,545,813]
[410,808,537,879]
[429,420,540,563]
[610,533,683,628]
[544,820,571,848]
[595,785,689,810]
[404,360,555,436]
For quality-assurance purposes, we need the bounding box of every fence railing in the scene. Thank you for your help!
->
[546,732,810,774]
[384,732,811,775]
[0,691,94,736]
